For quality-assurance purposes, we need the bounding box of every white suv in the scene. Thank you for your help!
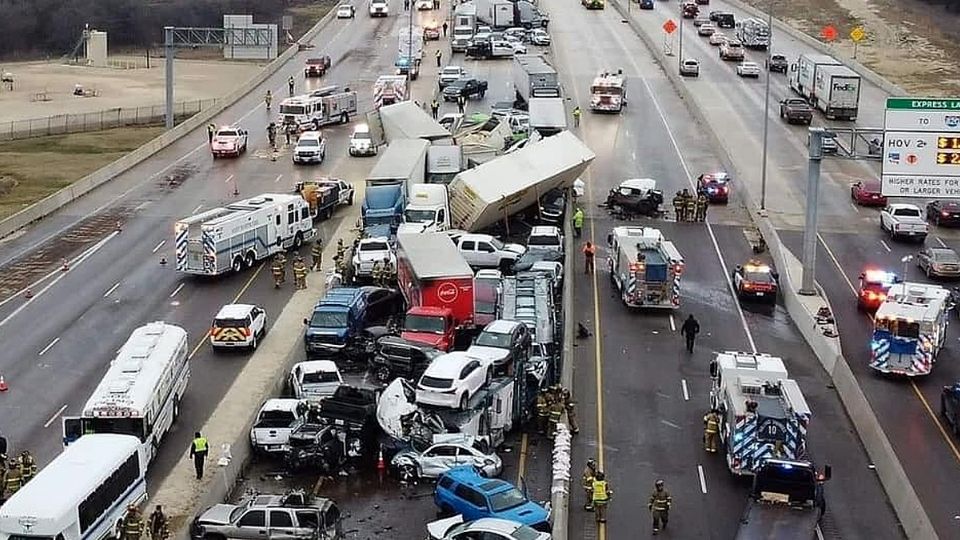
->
[352,236,396,278]
[293,131,326,164]
[209,303,267,350]
[455,233,526,270]
[416,351,491,410]
[526,225,564,255]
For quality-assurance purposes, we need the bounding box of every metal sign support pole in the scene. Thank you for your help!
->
[164,27,175,129]
[800,127,825,295]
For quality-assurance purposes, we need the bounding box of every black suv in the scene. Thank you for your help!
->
[370,335,442,383]
[943,382,960,437]
[443,78,488,101]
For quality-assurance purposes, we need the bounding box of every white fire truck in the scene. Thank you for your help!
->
[278,89,358,130]
[175,194,316,276]
[606,226,683,309]
[590,71,626,113]
[709,351,812,476]
[870,282,950,376]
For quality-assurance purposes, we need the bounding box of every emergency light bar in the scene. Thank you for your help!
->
[863,269,897,284]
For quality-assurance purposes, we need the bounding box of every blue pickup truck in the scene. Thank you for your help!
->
[303,286,406,359]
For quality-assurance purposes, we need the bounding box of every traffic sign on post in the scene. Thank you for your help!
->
[850,26,865,42]
[663,19,677,34]
[882,97,960,198]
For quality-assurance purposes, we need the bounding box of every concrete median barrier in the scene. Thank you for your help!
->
[0,8,339,241]
[608,0,936,537]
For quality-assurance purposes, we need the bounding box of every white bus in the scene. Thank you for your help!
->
[63,322,190,465]
[0,434,147,540]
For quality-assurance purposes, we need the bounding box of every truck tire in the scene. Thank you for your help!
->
[245,252,256,268]
[232,256,244,273]
[341,112,349,124]
[348,192,355,205]
[313,120,321,131]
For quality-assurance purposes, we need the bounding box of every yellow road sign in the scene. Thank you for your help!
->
[850,26,866,42]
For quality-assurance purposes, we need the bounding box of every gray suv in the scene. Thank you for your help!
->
[191,491,343,540]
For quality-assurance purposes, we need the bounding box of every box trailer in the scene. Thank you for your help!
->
[512,54,560,108]
[812,64,861,120]
[366,138,430,196]
[528,97,567,136]
[788,53,841,102]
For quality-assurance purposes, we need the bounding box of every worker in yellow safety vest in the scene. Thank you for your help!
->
[592,471,612,523]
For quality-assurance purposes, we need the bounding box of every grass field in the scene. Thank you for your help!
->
[0,127,164,220]
[289,0,338,40]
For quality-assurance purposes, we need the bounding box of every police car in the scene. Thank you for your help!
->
[857,269,900,311]
[732,261,779,302]
[697,172,731,203]
[210,303,267,350]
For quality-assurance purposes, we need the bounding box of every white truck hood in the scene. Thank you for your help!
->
[197,504,241,525]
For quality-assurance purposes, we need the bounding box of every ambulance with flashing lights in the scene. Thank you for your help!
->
[709,351,812,476]
[870,282,950,377]
[606,226,684,309]
[732,260,779,302]
[857,269,900,311]
[62,322,190,467]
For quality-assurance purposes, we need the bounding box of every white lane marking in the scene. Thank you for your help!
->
[669,314,676,332]
[169,283,185,298]
[936,237,947,248]
[275,174,283,183]
[661,419,681,430]
[879,239,891,252]
[103,282,121,297]
[152,239,166,253]
[223,174,235,184]
[681,379,690,401]
[0,231,118,330]
[604,21,757,353]
[850,203,860,213]
[697,465,708,493]
[193,204,204,213]
[43,404,68,428]
[38,337,60,356]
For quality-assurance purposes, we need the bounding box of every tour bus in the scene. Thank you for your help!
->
[0,434,147,540]
[63,321,190,466]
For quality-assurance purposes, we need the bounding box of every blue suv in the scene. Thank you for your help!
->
[303,286,404,357]
[434,466,550,531]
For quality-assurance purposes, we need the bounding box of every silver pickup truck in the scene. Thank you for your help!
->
[191,490,342,540]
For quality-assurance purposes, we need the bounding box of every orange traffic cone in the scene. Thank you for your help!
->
[61,258,69,272]
[376,447,386,484]
[0,375,8,392]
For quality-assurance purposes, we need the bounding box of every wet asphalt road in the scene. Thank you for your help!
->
[546,0,902,537]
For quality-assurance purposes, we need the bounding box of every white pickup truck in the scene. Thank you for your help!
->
[880,203,928,242]
[249,398,305,454]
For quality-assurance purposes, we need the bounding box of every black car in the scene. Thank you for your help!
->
[443,78,488,101]
[710,11,735,28]
[285,423,344,472]
[370,335,442,383]
[537,188,567,224]
[766,54,788,73]
[511,247,563,273]
[926,200,960,227]
[943,382,960,437]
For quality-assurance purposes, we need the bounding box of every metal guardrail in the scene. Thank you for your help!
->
[0,98,218,141]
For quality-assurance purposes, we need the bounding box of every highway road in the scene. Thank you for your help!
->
[617,0,960,535]
[546,0,902,537]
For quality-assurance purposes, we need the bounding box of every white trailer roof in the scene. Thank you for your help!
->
[179,194,300,227]
[802,53,840,65]
[398,232,473,279]
[379,101,451,142]
[368,138,430,181]
[81,322,187,418]
[876,282,949,322]
[715,351,810,417]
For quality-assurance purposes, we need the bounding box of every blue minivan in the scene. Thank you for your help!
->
[303,286,404,357]
[434,466,551,531]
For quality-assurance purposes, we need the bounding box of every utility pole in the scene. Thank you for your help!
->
[677,16,684,71]
[800,127,827,295]
[759,7,773,211]
[164,27,175,129]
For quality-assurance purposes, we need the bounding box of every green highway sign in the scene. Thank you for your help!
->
[886,97,960,110]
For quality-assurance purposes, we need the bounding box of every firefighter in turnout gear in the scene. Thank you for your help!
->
[311,239,323,271]
[271,255,286,288]
[581,458,598,510]
[672,191,684,222]
[3,459,21,500]
[17,451,36,483]
[370,260,383,287]
[382,256,396,287]
[147,505,169,540]
[703,409,720,452]
[684,190,697,224]
[535,391,549,434]
[648,479,672,534]
[120,504,145,540]
[696,193,709,222]
[592,471,612,523]
[547,399,564,439]
[336,238,346,263]
[562,388,579,434]
[293,256,308,290]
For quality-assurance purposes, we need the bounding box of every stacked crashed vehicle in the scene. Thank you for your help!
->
[605,178,664,218]
[192,490,342,540]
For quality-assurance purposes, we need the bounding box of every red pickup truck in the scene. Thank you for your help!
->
[304,56,332,77]
[397,233,476,351]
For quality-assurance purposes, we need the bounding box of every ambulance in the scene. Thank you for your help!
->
[870,282,950,376]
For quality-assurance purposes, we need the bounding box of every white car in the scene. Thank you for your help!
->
[697,22,716,36]
[693,15,710,27]
[416,351,491,410]
[292,130,326,164]
[880,203,929,242]
[496,40,527,54]
[336,3,355,18]
[455,233,526,269]
[720,40,745,60]
[249,398,305,454]
[416,0,433,9]
[288,360,343,401]
[679,58,700,77]
[477,25,492,35]
[392,435,502,481]
[526,225,564,255]
[439,66,467,88]
[349,123,377,156]
[709,32,727,46]
[503,28,529,42]
[427,518,552,540]
[352,236,396,278]
[736,61,761,78]
[209,303,267,350]
[530,29,551,46]
[210,125,248,158]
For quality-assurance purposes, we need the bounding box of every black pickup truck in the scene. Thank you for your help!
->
[780,98,814,125]
[442,78,488,101]
[735,460,831,540]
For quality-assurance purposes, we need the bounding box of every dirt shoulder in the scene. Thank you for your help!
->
[740,0,960,96]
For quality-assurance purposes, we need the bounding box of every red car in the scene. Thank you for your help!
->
[424,26,441,40]
[850,179,887,207]
[857,269,899,311]
[697,172,731,203]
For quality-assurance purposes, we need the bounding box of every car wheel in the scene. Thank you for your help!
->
[250,334,258,350]
[375,365,392,383]
[348,192,355,205]
[398,462,420,482]
[459,393,469,410]
[172,395,181,423]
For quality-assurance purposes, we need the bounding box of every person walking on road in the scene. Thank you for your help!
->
[120,505,145,540]
[431,99,439,119]
[206,123,216,144]
[592,471,612,523]
[648,479,672,534]
[293,256,308,290]
[436,49,442,67]
[680,314,700,353]
[572,207,584,238]
[457,95,466,114]
[264,90,272,110]
[442,21,448,37]
[147,505,168,540]
[561,388,579,434]
[581,458,598,511]
[582,241,596,274]
[271,254,285,288]
[572,105,581,127]
[546,399,563,439]
[696,192,709,222]
[685,191,697,225]
[3,459,21,502]
[17,451,36,483]
[703,408,720,453]
[311,239,323,271]
[189,431,208,480]
[672,191,684,222]
[288,76,296,96]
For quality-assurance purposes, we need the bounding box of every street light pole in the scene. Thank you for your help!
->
[678,16,684,70]
[759,7,773,211]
